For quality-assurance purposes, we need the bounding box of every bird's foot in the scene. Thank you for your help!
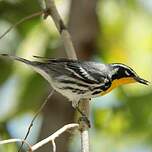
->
[73,100,91,128]
[78,115,91,128]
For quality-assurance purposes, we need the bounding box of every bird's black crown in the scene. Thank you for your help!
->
[109,63,138,80]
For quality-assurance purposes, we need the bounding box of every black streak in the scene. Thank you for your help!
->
[59,79,89,88]
[92,90,101,95]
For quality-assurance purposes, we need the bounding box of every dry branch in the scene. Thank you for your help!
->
[0,139,32,151]
[18,90,54,152]
[44,0,77,59]
[43,0,90,152]
[0,11,43,40]
[0,123,78,152]
[30,123,79,151]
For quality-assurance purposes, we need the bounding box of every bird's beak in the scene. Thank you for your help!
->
[134,77,150,85]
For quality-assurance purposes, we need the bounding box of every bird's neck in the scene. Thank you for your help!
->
[101,77,136,95]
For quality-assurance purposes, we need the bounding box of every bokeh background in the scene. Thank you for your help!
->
[0,0,152,152]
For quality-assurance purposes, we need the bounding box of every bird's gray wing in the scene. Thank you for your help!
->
[80,61,111,83]
[35,59,104,85]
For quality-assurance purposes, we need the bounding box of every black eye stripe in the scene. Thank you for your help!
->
[111,63,138,81]
[112,68,131,80]
[112,64,136,75]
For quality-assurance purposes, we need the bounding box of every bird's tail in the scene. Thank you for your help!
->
[0,54,52,83]
[0,53,34,66]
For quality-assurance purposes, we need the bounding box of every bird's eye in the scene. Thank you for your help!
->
[124,68,137,77]
[124,70,130,76]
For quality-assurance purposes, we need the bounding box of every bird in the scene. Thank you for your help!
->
[0,54,149,109]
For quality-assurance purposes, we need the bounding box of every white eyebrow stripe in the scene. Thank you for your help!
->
[112,64,136,74]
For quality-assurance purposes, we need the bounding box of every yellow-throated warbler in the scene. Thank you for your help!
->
[0,54,149,109]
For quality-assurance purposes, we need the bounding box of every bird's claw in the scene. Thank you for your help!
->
[78,115,91,128]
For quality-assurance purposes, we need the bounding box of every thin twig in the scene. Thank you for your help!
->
[30,123,79,151]
[52,140,56,152]
[0,139,32,151]
[0,124,79,152]
[0,11,43,40]
[18,90,54,152]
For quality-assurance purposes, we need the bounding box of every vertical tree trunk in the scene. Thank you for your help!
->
[69,0,99,60]
[37,0,99,152]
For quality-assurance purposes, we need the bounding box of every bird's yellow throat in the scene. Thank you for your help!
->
[101,77,136,95]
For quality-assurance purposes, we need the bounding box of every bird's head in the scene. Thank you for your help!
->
[109,63,149,86]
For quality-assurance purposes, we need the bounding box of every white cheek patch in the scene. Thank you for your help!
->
[112,68,119,75]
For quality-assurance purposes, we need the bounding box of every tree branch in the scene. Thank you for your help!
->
[79,99,90,152]
[52,140,56,152]
[0,11,43,40]
[43,0,90,152]
[30,123,79,152]
[0,139,32,151]
[44,0,77,59]
[0,123,78,152]
[18,90,54,152]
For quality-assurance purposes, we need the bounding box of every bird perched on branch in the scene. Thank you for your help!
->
[0,54,149,116]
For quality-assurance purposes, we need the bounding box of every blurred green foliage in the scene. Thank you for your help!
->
[0,0,152,152]
[0,59,13,84]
